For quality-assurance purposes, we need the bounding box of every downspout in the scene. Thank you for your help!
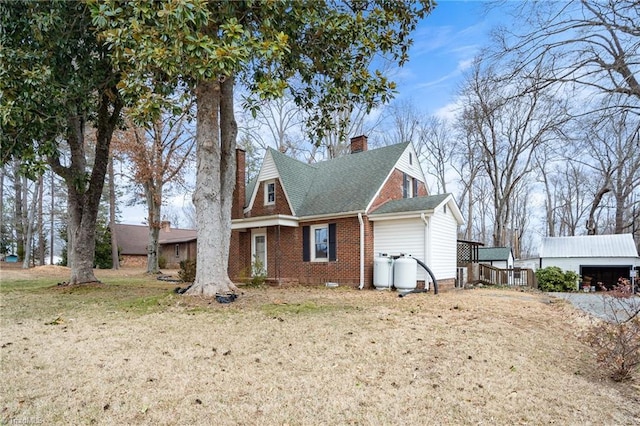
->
[358,212,365,290]
[421,213,430,291]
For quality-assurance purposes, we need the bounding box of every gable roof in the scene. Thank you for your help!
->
[113,224,197,255]
[478,247,512,262]
[370,193,450,215]
[255,142,410,217]
[368,193,464,224]
[540,234,639,258]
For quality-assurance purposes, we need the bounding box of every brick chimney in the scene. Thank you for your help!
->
[350,135,368,153]
[160,221,171,232]
[233,148,246,219]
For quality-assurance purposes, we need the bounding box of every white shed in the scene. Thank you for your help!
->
[539,234,640,290]
[477,247,514,269]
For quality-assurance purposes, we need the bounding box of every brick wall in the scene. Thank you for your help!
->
[228,215,376,288]
[370,169,428,212]
[247,178,292,217]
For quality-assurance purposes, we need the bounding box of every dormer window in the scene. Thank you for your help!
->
[264,180,276,205]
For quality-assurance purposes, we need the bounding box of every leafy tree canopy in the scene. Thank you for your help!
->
[89,0,433,141]
[1,1,119,169]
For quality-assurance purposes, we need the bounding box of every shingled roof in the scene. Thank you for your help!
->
[113,224,196,255]
[258,142,410,217]
[478,247,512,262]
[370,193,450,215]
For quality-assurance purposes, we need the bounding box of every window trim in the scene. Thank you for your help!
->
[403,173,414,198]
[264,180,276,205]
[303,223,336,262]
[175,244,180,257]
[310,224,329,262]
[251,230,267,276]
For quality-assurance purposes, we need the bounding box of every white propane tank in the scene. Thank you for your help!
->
[393,254,417,294]
[373,254,393,290]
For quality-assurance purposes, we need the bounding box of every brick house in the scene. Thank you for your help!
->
[229,135,464,289]
[114,222,196,268]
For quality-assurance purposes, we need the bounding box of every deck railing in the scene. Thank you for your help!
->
[478,264,537,288]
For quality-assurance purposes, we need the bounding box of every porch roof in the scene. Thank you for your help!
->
[232,214,299,230]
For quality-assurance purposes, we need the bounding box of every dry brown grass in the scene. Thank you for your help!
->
[1,266,639,425]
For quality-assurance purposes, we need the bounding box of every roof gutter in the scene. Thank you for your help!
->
[298,210,367,222]
[358,212,365,290]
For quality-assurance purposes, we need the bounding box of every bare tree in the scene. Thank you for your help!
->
[451,116,485,241]
[581,110,640,235]
[493,0,640,115]
[418,116,456,193]
[239,91,305,155]
[115,109,195,273]
[458,59,569,246]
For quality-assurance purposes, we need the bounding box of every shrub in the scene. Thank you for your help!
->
[158,256,167,269]
[242,256,267,287]
[178,259,196,283]
[536,266,578,292]
[581,278,640,381]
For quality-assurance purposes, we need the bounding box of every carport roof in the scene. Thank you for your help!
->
[540,234,639,258]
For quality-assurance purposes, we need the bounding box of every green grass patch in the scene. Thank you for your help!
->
[260,300,338,317]
[116,291,177,314]
[0,275,179,321]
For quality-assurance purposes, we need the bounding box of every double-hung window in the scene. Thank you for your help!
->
[312,225,328,261]
[303,223,336,262]
[264,180,276,205]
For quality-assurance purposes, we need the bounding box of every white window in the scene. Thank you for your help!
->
[311,224,328,261]
[264,180,275,205]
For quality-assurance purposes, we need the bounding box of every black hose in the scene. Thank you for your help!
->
[398,258,438,297]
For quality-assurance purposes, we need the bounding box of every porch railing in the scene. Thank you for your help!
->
[477,264,537,288]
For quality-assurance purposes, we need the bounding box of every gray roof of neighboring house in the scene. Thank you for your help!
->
[540,234,639,258]
[113,224,197,255]
[478,247,512,262]
[369,194,450,215]
[264,142,410,216]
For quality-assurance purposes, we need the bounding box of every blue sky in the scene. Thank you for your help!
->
[120,2,504,226]
[391,1,502,117]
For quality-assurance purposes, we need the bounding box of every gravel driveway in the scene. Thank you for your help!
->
[549,292,640,322]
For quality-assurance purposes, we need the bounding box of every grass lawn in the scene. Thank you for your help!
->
[1,265,639,425]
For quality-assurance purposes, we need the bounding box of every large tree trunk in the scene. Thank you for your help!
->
[187,77,238,297]
[145,184,161,274]
[109,156,120,269]
[50,91,122,284]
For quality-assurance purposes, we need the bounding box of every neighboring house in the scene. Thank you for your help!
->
[113,222,197,268]
[229,135,464,289]
[477,247,514,269]
[539,234,640,290]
